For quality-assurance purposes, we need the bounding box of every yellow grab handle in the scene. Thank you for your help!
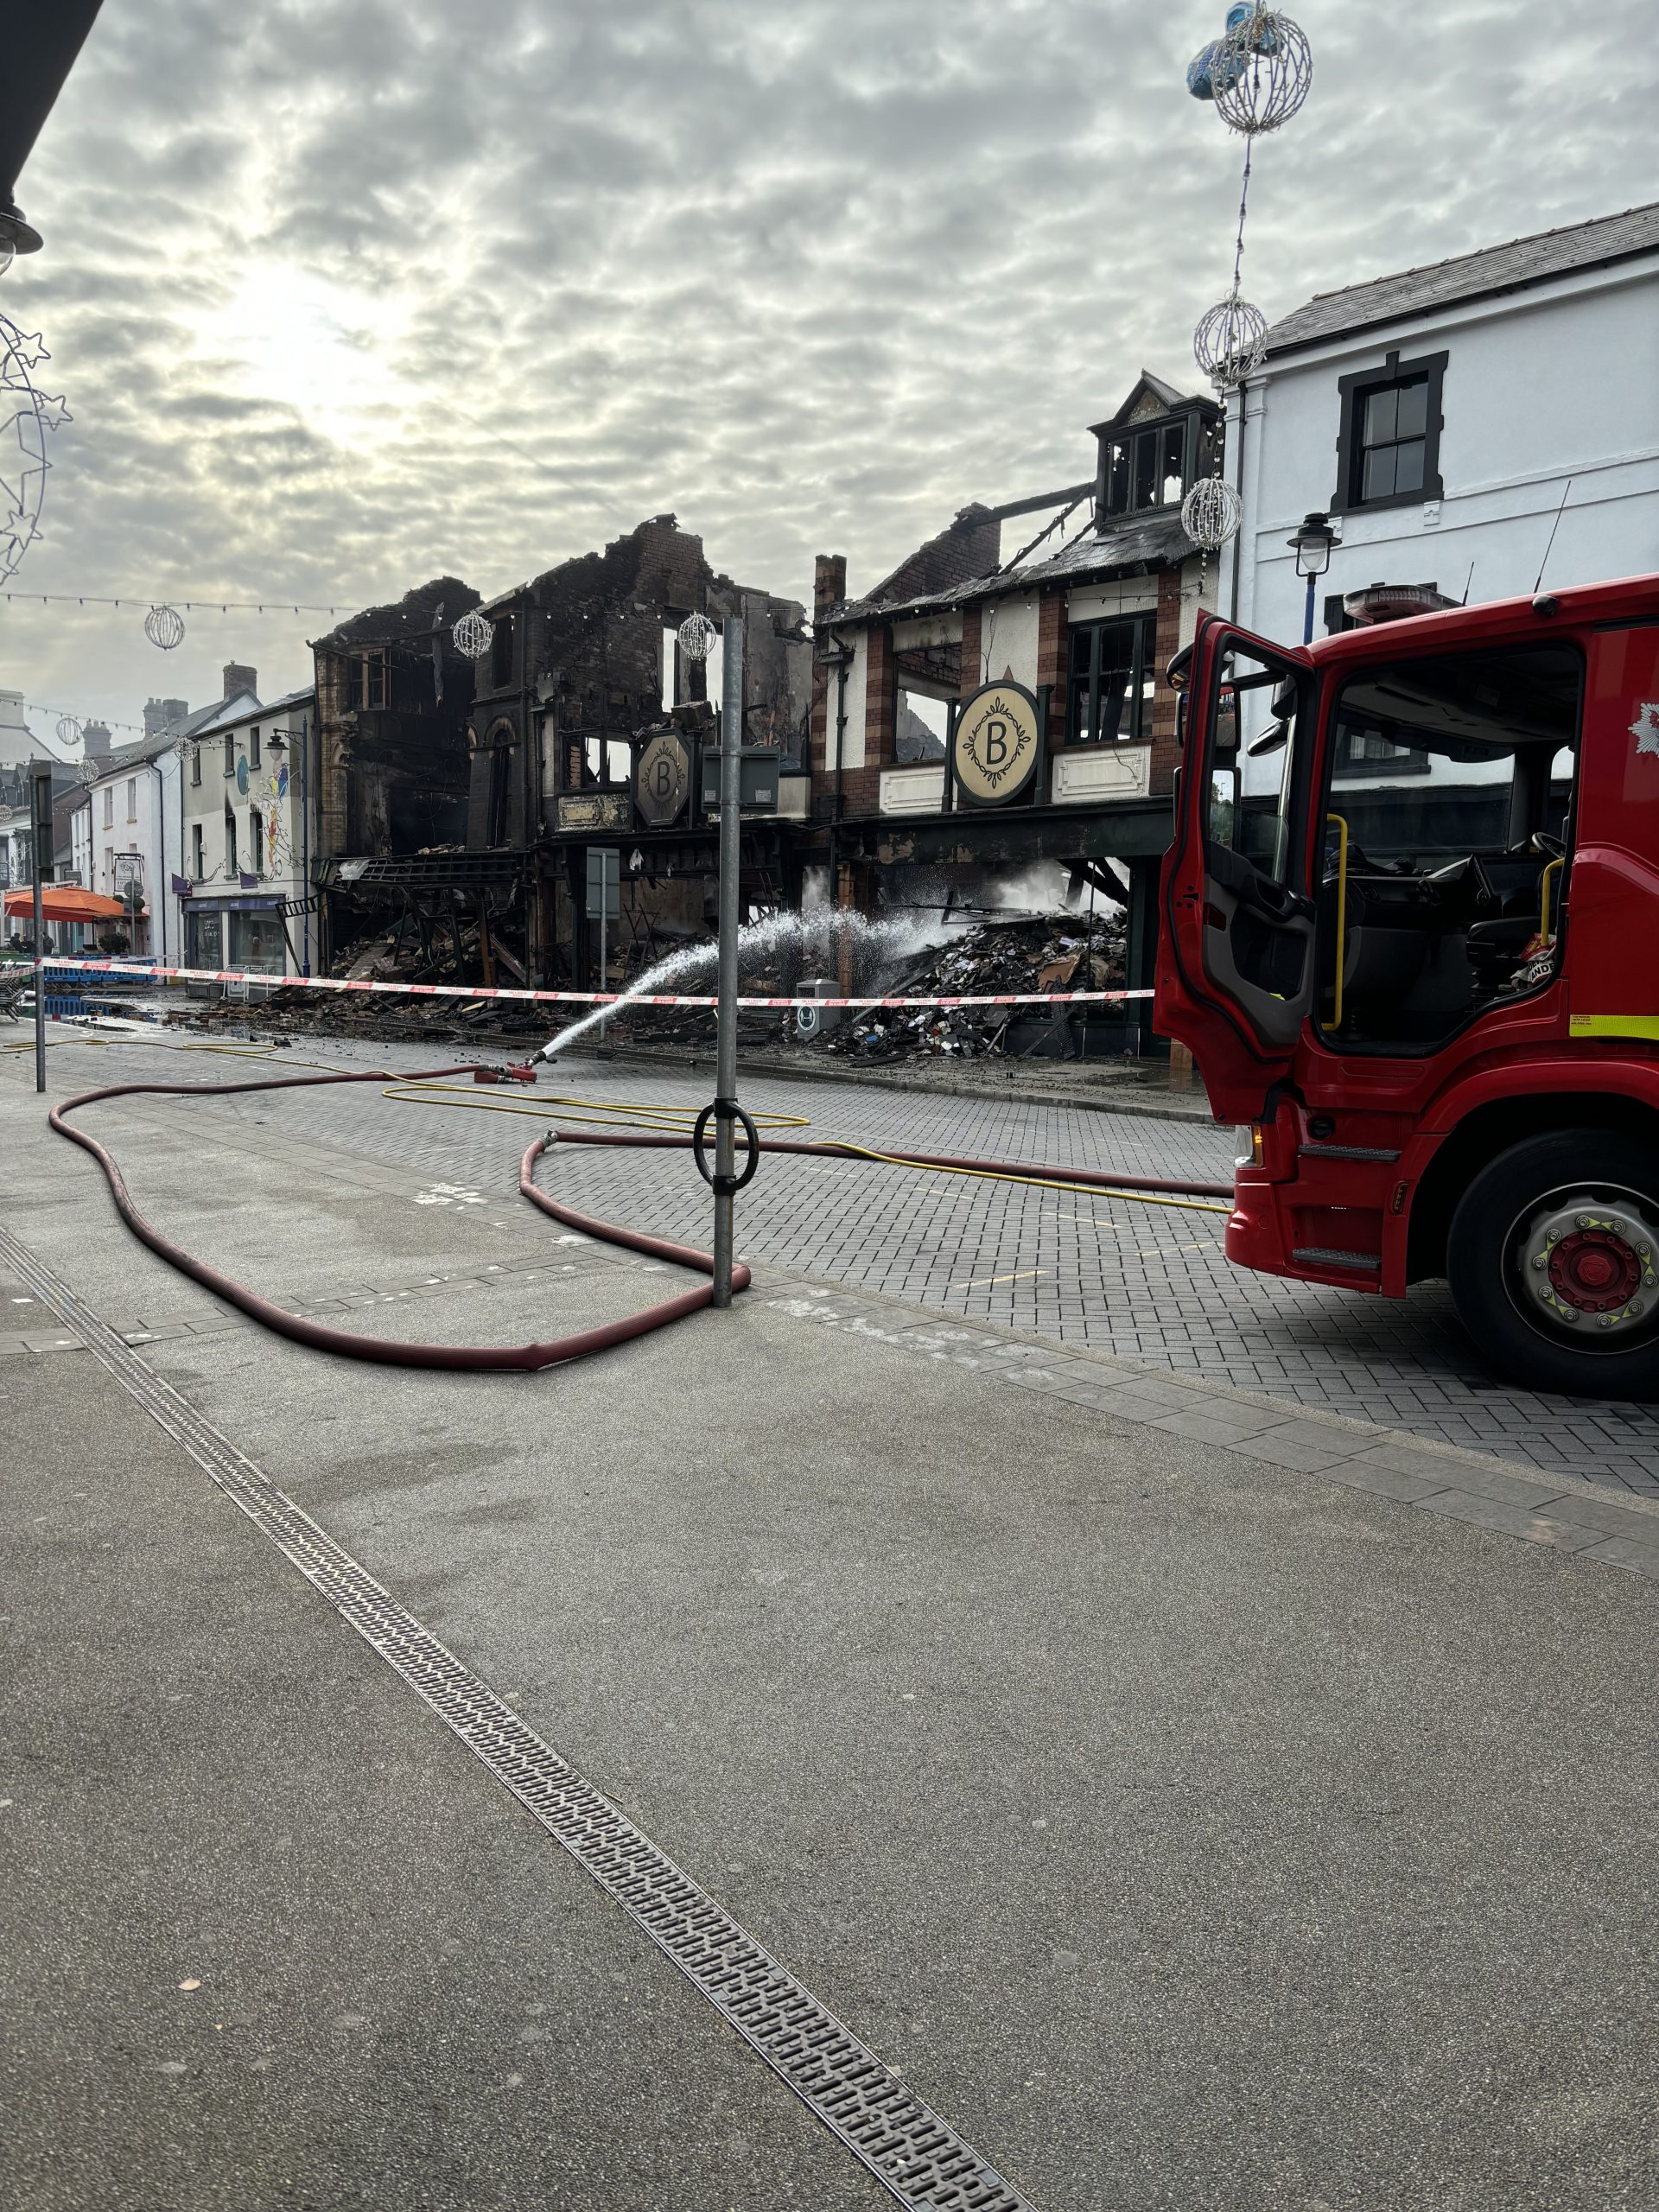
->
[1325,813,1351,1032]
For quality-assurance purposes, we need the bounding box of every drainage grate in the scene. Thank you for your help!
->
[0,1219,1037,2212]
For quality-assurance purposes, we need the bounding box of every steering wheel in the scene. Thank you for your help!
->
[1532,830,1566,861]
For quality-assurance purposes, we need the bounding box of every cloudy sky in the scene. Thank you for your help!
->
[4,0,1656,747]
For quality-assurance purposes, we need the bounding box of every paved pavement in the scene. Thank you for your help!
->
[2,1034,1657,2211]
[16,1024,1655,1493]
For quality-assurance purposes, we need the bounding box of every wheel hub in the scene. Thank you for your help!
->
[1519,1198,1659,1333]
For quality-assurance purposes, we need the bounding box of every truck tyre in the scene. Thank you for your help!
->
[1447,1128,1659,1399]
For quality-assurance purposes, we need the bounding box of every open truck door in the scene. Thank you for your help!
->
[1155,615,1318,1123]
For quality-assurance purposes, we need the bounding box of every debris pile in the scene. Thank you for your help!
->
[818,912,1128,1064]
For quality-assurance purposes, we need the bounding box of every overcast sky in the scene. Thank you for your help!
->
[4,0,1656,746]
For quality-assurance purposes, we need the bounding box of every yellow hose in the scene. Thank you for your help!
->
[385,1081,1230,1215]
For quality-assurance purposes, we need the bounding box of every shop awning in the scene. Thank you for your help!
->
[4,885,130,920]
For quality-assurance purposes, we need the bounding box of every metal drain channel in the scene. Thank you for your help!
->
[0,1219,1037,2212]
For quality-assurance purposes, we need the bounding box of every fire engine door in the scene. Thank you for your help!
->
[1157,619,1317,1122]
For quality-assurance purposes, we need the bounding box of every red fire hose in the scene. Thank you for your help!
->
[48,1063,1232,1373]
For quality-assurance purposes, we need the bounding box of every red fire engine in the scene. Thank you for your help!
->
[1154,572,1659,1397]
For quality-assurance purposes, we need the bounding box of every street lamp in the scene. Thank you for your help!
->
[1287,511,1338,645]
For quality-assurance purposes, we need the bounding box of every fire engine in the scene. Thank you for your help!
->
[1154,572,1659,1397]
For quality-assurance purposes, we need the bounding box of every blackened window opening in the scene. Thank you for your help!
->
[1071,616,1156,744]
[490,616,514,690]
[486,746,512,846]
[1103,415,1208,518]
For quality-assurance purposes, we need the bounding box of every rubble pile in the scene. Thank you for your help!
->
[817,912,1128,1065]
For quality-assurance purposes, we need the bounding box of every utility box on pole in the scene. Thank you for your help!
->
[700,747,780,816]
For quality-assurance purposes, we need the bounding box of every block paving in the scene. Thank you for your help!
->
[12,1030,1659,1497]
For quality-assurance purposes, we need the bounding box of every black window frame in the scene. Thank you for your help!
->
[1100,411,1211,520]
[1332,347,1446,516]
[1069,613,1157,746]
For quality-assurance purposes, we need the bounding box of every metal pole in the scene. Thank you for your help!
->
[598,907,607,1038]
[30,766,48,1093]
[711,613,743,1306]
[1303,571,1317,646]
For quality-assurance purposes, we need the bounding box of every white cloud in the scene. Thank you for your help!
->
[2,0,1656,739]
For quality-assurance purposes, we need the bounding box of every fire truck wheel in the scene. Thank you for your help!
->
[1448,1129,1659,1399]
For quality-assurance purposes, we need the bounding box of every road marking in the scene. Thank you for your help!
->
[951,1267,1046,1291]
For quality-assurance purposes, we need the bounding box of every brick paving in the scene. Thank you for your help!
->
[18,1029,1659,1496]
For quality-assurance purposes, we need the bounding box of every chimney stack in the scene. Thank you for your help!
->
[814,555,847,626]
[222,662,257,702]
[82,721,114,765]
[143,697,189,740]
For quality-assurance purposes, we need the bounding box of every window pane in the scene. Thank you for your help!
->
[1363,387,1398,446]
[1159,423,1185,505]
[1107,443,1129,512]
[1070,676,1093,742]
[1393,440,1425,495]
[1362,445,1397,501]
[1395,378,1428,440]
[1132,433,1157,511]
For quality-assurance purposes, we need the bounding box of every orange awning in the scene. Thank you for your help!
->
[4,886,130,921]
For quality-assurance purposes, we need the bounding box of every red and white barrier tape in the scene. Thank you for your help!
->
[35,957,1152,1013]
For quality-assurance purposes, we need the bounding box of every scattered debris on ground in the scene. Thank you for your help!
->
[816,913,1128,1064]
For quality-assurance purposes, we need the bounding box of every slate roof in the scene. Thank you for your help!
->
[1264,201,1659,357]
[828,506,1194,626]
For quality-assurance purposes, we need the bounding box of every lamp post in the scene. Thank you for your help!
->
[1287,511,1338,645]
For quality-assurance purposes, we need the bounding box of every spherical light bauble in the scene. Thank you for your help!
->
[1181,477,1243,552]
[451,608,494,660]
[677,612,717,663]
[144,603,186,652]
[1212,9,1313,135]
[1194,294,1269,390]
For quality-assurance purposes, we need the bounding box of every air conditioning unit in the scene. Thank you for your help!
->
[793,976,842,1041]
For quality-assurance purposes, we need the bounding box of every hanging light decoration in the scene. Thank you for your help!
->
[451,607,494,659]
[677,611,717,663]
[1211,6,1313,136]
[143,603,186,651]
[55,711,79,746]
[0,311,68,586]
[1194,292,1269,390]
[1181,476,1243,552]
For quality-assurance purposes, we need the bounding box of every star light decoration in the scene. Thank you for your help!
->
[0,311,70,585]
[677,611,717,663]
[452,607,494,660]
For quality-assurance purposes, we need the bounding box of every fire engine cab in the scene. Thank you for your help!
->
[1154,572,1659,1398]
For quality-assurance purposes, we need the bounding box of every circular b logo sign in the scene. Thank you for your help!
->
[635,729,690,827]
[951,681,1040,805]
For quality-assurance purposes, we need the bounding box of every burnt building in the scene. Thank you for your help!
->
[309,576,485,969]
[804,372,1221,1042]
[457,514,810,987]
